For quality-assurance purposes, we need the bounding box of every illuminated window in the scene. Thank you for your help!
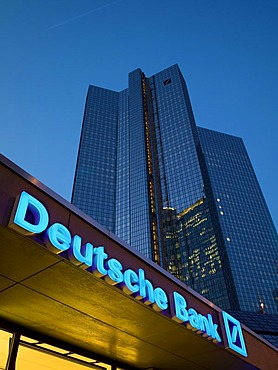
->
[17,338,115,370]
[0,328,13,369]
[17,345,95,369]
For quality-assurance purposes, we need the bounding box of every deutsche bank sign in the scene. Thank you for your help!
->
[8,191,247,357]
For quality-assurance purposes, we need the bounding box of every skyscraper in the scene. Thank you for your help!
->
[72,65,278,323]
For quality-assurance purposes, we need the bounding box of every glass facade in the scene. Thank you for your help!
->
[115,89,130,245]
[127,69,153,259]
[177,197,231,309]
[72,65,278,318]
[198,127,278,314]
[227,310,278,348]
[72,86,119,232]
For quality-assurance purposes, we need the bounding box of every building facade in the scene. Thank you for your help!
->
[72,65,278,322]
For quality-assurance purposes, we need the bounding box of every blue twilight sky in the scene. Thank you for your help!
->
[0,0,277,229]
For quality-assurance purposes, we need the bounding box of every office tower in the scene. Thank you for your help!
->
[72,65,278,322]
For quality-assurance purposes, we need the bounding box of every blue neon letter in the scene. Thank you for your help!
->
[69,235,93,268]
[44,223,71,254]
[172,291,188,323]
[188,308,200,330]
[122,269,139,295]
[198,314,210,336]
[9,191,49,235]
[105,258,123,285]
[153,287,168,311]
[92,246,108,277]
[137,268,154,304]
[207,314,221,342]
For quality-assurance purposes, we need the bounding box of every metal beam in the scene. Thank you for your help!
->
[5,332,20,370]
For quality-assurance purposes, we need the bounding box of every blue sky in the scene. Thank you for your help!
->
[1,0,277,229]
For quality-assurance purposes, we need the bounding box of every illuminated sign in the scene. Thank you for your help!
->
[8,191,247,356]
[172,292,221,342]
[222,311,247,357]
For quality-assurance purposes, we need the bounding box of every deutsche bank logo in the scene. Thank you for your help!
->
[222,311,247,357]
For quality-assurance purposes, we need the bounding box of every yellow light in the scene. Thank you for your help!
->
[36,343,69,354]
[67,353,96,362]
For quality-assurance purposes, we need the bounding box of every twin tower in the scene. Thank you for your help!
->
[72,64,278,318]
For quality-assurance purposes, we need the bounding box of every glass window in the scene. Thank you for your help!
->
[17,343,112,370]
[0,328,13,368]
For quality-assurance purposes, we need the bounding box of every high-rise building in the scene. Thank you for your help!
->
[72,65,278,327]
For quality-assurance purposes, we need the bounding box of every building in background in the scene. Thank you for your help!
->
[72,65,278,344]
